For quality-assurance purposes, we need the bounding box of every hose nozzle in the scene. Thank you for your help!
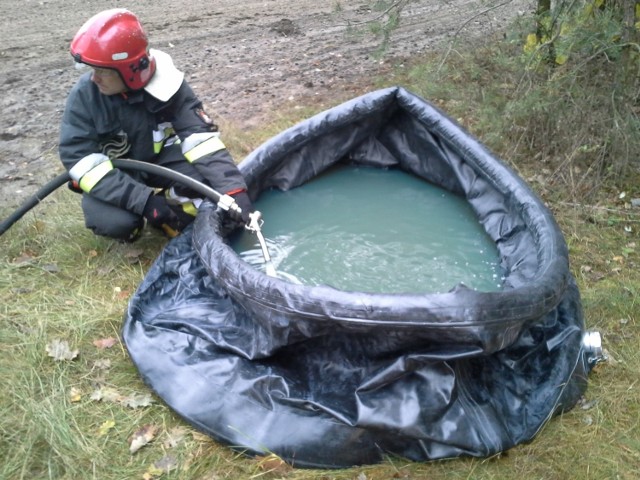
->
[244,210,276,277]
[245,210,264,233]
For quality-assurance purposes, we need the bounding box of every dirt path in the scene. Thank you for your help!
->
[0,0,532,210]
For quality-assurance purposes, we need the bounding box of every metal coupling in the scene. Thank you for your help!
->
[217,193,242,216]
[582,331,605,366]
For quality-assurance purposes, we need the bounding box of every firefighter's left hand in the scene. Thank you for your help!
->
[143,193,191,236]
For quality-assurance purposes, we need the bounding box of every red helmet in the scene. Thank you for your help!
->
[70,9,156,91]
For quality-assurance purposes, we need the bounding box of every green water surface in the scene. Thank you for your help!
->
[231,165,504,294]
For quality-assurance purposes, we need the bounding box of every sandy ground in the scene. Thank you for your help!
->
[0,0,532,211]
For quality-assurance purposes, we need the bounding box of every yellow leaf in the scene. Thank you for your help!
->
[69,387,82,403]
[98,420,116,436]
[555,54,568,65]
[524,33,538,54]
[142,464,165,479]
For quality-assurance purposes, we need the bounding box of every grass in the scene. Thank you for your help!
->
[2,20,640,480]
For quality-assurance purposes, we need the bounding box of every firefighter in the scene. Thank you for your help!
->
[59,8,253,241]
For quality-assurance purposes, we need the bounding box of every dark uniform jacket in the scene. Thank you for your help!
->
[59,58,247,216]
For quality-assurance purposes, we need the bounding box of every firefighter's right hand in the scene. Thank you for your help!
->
[143,194,186,236]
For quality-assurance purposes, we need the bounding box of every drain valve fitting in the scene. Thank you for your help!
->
[582,331,605,366]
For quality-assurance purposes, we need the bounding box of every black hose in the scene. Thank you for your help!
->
[0,171,70,236]
[112,159,226,204]
[0,159,238,236]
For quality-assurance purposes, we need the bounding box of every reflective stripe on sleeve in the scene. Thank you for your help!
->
[181,132,226,163]
[68,153,110,182]
[78,160,114,193]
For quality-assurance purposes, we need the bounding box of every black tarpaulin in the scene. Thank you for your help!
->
[122,87,594,468]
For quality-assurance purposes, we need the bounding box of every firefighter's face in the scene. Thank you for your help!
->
[91,68,127,95]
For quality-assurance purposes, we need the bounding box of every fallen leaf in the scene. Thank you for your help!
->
[124,248,144,260]
[93,337,118,349]
[255,453,292,475]
[69,387,83,403]
[129,425,158,454]
[112,287,131,300]
[12,252,37,266]
[90,387,124,403]
[142,464,165,480]
[87,249,98,258]
[121,393,154,409]
[578,396,598,410]
[124,248,145,265]
[98,419,116,436]
[46,339,79,361]
[191,431,214,443]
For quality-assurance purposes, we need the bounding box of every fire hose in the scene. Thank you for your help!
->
[0,159,276,275]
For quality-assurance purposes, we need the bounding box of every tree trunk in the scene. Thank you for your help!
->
[620,0,639,91]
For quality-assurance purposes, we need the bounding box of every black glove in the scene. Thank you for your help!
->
[143,194,191,236]
[229,190,254,224]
